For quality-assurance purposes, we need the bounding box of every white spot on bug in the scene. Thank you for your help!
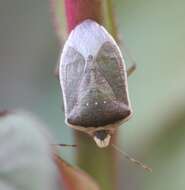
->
[86,103,89,106]
[95,102,98,105]
[93,134,111,148]
[103,101,106,104]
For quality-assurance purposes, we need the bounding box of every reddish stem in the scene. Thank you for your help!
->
[64,0,103,32]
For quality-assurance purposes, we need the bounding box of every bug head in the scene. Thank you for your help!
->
[93,130,111,148]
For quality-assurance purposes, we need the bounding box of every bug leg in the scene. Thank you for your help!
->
[54,68,59,79]
[54,144,77,147]
[127,64,136,77]
[54,61,60,80]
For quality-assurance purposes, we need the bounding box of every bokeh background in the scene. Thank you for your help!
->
[0,0,185,189]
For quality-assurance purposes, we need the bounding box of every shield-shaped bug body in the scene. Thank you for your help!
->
[59,19,132,148]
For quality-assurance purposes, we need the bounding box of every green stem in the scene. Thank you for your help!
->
[76,133,117,190]
[73,2,119,189]
[103,0,118,41]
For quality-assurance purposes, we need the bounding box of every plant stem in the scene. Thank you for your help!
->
[102,0,118,41]
[64,0,103,32]
[63,1,119,189]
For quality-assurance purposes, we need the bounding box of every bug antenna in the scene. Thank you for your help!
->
[53,144,77,147]
[111,143,152,172]
[121,37,137,66]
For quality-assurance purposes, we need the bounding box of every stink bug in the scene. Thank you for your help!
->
[59,19,134,148]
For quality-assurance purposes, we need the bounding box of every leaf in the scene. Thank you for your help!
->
[0,111,60,190]
[0,110,100,190]
[54,154,100,190]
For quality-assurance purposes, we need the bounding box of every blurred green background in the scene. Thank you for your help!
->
[0,0,185,189]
